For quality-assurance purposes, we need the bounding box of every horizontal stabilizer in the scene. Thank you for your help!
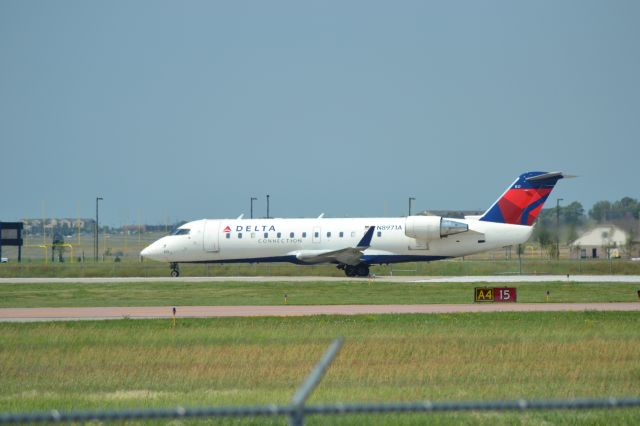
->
[525,172,564,182]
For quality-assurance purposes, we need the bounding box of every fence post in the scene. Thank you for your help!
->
[289,337,344,426]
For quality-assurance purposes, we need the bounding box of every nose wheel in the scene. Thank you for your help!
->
[170,263,180,278]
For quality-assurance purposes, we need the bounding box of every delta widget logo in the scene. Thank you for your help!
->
[224,224,277,233]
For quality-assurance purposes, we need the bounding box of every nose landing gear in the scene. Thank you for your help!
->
[170,263,180,278]
[337,263,370,277]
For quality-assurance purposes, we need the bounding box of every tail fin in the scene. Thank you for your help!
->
[480,171,564,225]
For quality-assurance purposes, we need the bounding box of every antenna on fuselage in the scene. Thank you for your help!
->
[317,213,325,219]
[236,214,244,220]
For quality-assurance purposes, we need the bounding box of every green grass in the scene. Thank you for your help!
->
[1,313,640,424]
[1,280,639,308]
[1,258,640,278]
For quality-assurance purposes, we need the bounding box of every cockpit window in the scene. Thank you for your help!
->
[171,228,190,236]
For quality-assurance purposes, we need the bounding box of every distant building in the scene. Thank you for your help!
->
[21,218,95,234]
[570,225,630,259]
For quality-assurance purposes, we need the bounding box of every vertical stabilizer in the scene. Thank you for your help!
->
[479,171,564,225]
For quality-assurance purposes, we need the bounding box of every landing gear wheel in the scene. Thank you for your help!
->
[170,263,180,278]
[344,265,356,277]
[355,263,370,277]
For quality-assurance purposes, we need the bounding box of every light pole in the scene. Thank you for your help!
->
[266,194,270,219]
[408,197,416,216]
[556,198,563,260]
[250,197,257,219]
[95,197,103,262]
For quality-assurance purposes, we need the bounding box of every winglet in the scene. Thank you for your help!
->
[357,226,375,248]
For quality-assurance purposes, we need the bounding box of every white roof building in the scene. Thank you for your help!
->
[570,225,628,259]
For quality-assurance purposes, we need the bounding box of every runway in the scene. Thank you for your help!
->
[1,275,640,284]
[1,303,639,322]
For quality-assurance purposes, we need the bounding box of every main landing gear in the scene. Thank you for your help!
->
[170,263,180,278]
[338,263,370,277]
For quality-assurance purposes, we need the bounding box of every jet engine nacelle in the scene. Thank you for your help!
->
[405,216,469,240]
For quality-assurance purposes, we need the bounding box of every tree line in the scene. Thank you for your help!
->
[532,196,639,258]
[537,196,639,228]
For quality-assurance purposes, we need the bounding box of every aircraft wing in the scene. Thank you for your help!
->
[292,226,375,266]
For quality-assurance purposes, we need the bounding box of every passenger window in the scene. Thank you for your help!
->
[290,232,294,238]
[327,232,331,238]
[226,233,230,239]
[264,232,268,238]
[302,232,307,238]
[339,231,344,238]
[377,231,382,237]
[237,233,242,239]
[314,232,319,238]
[351,231,356,237]
[251,233,256,239]
[277,232,282,238]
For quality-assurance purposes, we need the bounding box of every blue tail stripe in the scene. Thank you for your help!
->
[519,194,549,225]
[481,204,505,223]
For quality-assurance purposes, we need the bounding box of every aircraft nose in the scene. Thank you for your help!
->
[140,242,162,261]
[140,246,151,258]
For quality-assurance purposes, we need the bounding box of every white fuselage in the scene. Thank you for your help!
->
[140,216,533,265]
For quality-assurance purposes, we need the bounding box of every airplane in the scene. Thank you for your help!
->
[141,171,567,277]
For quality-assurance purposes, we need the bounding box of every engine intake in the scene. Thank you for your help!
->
[405,216,469,240]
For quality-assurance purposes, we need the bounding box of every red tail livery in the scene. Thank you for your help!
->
[480,172,565,226]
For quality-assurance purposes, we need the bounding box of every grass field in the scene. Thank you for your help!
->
[1,258,640,278]
[1,313,640,424]
[1,280,640,308]
[2,279,639,424]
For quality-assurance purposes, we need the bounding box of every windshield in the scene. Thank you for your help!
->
[171,228,190,236]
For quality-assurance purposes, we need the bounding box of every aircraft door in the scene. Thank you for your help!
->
[312,226,321,244]
[203,220,220,252]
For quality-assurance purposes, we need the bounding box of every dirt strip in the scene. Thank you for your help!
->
[0,303,639,322]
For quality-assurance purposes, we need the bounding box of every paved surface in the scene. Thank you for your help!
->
[411,275,640,283]
[1,275,639,284]
[1,303,639,322]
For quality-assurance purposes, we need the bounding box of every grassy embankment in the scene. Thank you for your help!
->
[1,313,639,424]
[1,259,640,278]
[1,280,640,308]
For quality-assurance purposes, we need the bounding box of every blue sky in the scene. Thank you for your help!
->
[1,1,638,226]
